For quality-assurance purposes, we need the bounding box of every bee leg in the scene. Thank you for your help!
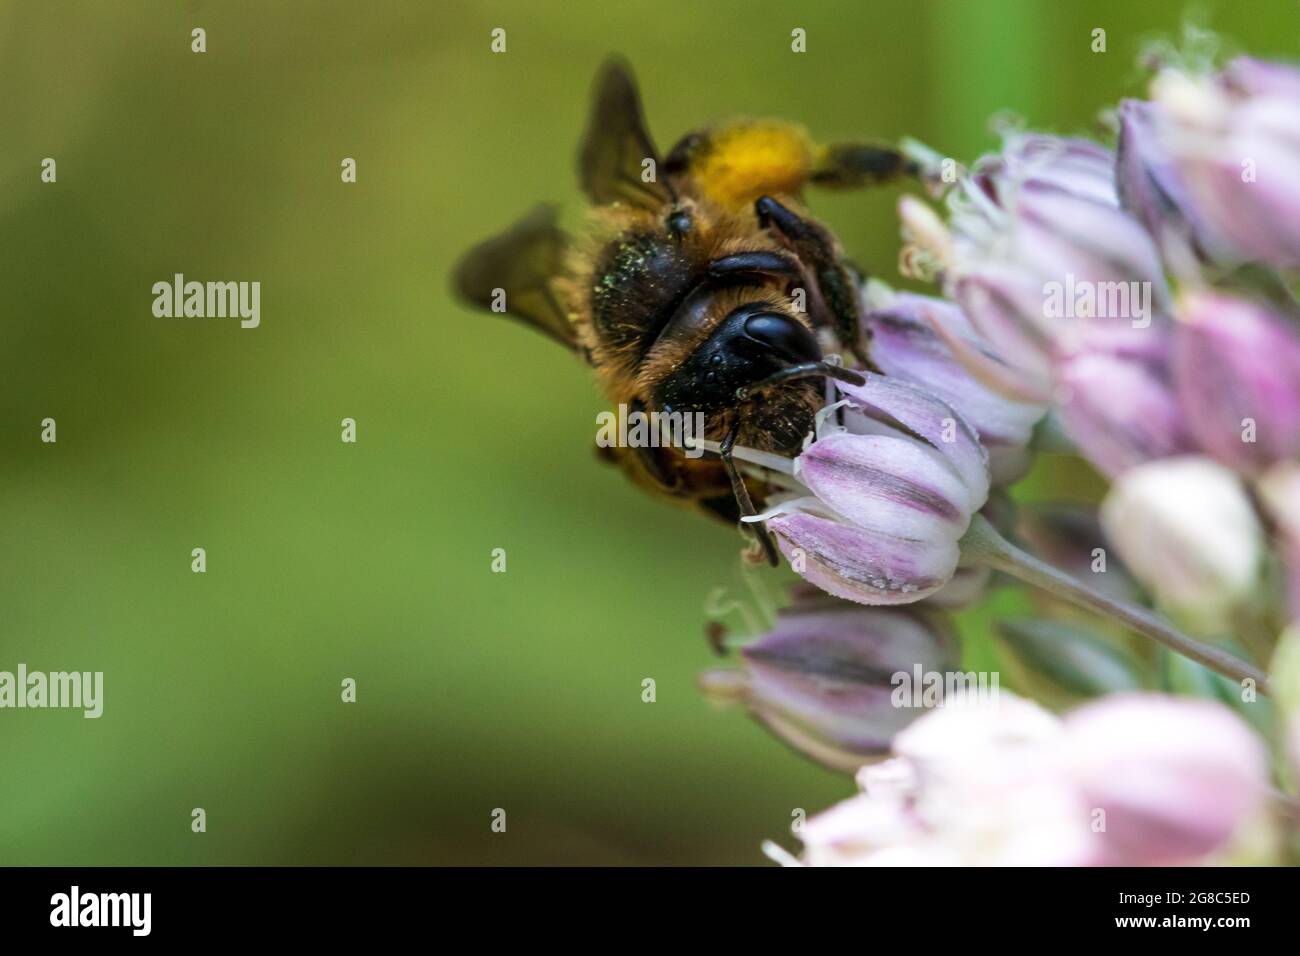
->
[810,143,919,189]
[755,195,874,370]
[735,361,865,401]
[705,250,803,281]
[720,420,780,567]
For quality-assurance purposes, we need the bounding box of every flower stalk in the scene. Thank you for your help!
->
[959,513,1271,693]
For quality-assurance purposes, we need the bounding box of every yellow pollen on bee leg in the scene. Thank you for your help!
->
[693,120,817,210]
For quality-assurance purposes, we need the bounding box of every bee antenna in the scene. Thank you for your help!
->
[735,361,866,401]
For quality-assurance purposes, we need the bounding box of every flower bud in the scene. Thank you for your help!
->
[1011,180,1171,322]
[765,375,990,606]
[1054,341,1196,478]
[949,267,1056,401]
[1173,292,1300,475]
[1152,60,1300,269]
[1065,693,1270,865]
[997,618,1142,700]
[978,134,1117,205]
[864,290,1048,485]
[699,592,959,772]
[1100,456,1264,631]
[1115,98,1217,260]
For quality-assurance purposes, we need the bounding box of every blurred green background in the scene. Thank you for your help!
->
[1,0,1295,865]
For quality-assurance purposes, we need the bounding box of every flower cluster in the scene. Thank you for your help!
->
[698,51,1300,866]
[887,58,1300,620]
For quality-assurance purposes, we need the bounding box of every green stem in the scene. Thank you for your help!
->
[961,514,1271,695]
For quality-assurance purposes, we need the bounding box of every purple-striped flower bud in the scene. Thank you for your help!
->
[1173,292,1300,474]
[976,134,1119,206]
[1116,98,1219,260]
[699,591,959,772]
[1151,59,1300,269]
[864,289,1048,485]
[762,375,991,606]
[1010,179,1171,325]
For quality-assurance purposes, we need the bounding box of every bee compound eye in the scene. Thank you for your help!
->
[652,305,825,416]
[742,311,821,365]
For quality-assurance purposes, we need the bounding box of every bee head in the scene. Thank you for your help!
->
[652,301,822,418]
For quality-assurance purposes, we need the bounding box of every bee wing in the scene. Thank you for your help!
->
[577,58,673,209]
[452,204,578,351]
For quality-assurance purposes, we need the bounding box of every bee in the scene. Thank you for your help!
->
[454,58,914,563]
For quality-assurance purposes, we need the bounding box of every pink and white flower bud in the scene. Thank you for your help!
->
[1064,694,1270,865]
[1054,338,1196,478]
[1151,59,1300,269]
[1116,98,1220,260]
[1173,292,1300,475]
[1100,456,1264,631]
[764,376,991,606]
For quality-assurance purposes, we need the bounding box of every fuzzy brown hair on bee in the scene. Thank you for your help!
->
[453,57,915,564]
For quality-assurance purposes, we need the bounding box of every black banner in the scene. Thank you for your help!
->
[0,866,1284,941]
